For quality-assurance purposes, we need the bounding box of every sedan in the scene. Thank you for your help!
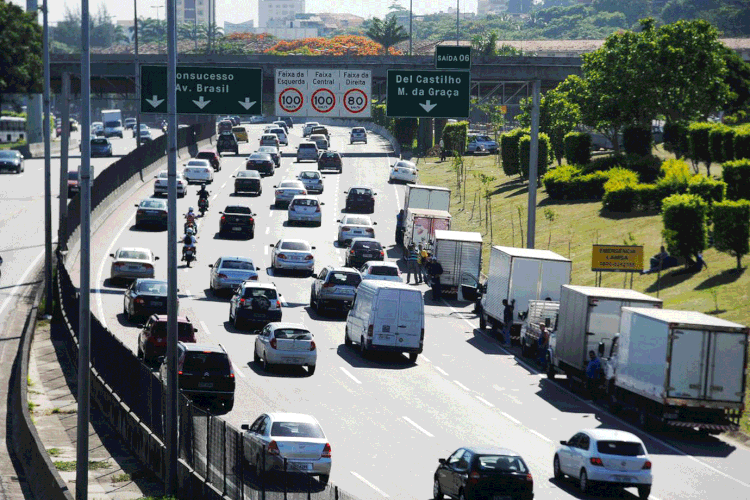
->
[0,150,24,173]
[122,278,173,321]
[389,160,418,184]
[209,256,261,294]
[138,129,153,143]
[345,238,384,269]
[109,247,159,283]
[267,127,289,146]
[554,429,652,499]
[360,261,402,282]
[302,122,320,137]
[274,180,307,208]
[132,123,149,138]
[271,239,316,275]
[434,447,534,500]
[349,127,367,144]
[245,152,275,176]
[67,170,80,196]
[309,134,329,151]
[259,134,280,148]
[234,170,262,195]
[241,412,331,484]
[153,169,187,197]
[344,186,376,213]
[135,198,168,228]
[297,170,324,193]
[183,160,214,184]
[337,215,376,246]
[257,145,280,168]
[90,137,113,157]
[254,323,317,374]
[288,196,323,226]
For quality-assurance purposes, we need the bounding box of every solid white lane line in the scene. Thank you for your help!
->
[475,396,495,407]
[339,367,361,385]
[268,211,272,218]
[420,355,430,363]
[435,366,448,376]
[232,361,246,377]
[221,182,227,189]
[529,429,551,443]
[350,472,389,498]
[0,250,45,317]
[96,213,136,329]
[454,380,470,391]
[265,227,270,234]
[185,289,192,297]
[280,296,288,306]
[199,321,211,335]
[403,416,434,438]
[501,412,521,425]
[264,246,268,255]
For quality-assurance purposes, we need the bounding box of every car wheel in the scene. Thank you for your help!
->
[553,455,564,480]
[345,329,352,347]
[308,365,316,375]
[433,478,445,500]
[319,474,329,485]
[262,355,272,372]
[254,346,260,363]
[579,469,590,494]
[409,353,418,363]
[637,485,651,499]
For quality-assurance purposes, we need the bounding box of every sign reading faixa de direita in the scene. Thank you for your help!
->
[435,45,471,70]
[386,70,470,118]
[140,65,262,115]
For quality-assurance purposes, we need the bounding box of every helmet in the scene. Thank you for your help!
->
[200,182,207,188]
[188,207,194,212]
[186,228,195,236]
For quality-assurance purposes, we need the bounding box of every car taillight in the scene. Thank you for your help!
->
[276,190,283,196]
[137,210,145,215]
[315,205,320,212]
[250,276,259,281]
[365,228,374,233]
[525,473,533,482]
[267,441,280,456]
[135,297,145,305]
[178,371,183,375]
[218,273,228,279]
[221,216,226,223]
[270,338,277,349]
[642,461,652,470]
[321,443,331,458]
[367,324,373,337]
[310,341,316,351]
[305,255,314,260]
[350,250,355,255]
[278,253,287,260]
[322,283,334,288]
[239,298,246,305]
[590,457,603,466]
[469,471,480,484]
[342,226,351,231]
[275,300,281,308]
[379,250,384,257]
[143,264,153,270]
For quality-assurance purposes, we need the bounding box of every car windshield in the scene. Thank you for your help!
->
[350,188,371,196]
[220,260,255,270]
[250,154,271,161]
[321,152,338,159]
[273,328,312,340]
[68,171,79,180]
[280,241,310,251]
[262,135,277,141]
[225,206,252,214]
[270,129,285,135]
[353,241,381,251]
[596,441,646,456]
[91,139,108,145]
[136,281,167,294]
[0,151,18,159]
[104,121,120,128]
[196,152,215,159]
[368,265,398,276]
[182,352,230,373]
[152,322,194,339]
[242,287,278,300]
[299,143,316,149]
[396,161,416,169]
[476,455,528,473]
[187,161,209,167]
[280,181,302,189]
[292,199,318,207]
[140,199,166,209]
[232,127,245,133]
[329,272,361,286]
[118,250,150,260]
[299,171,320,179]
[477,135,492,141]
[157,171,169,178]
[352,128,365,133]
[344,217,370,226]
[270,421,324,439]
[259,147,277,154]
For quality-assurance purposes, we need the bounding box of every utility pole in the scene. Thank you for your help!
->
[58,73,70,252]
[409,0,413,56]
[135,0,141,147]
[42,0,52,317]
[152,5,163,54]
[456,0,459,45]
[26,1,43,144]
[526,79,541,249]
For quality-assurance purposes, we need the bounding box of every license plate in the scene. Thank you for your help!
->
[151,301,163,307]
[283,357,301,363]
[377,334,390,340]
[362,254,373,258]
[294,462,313,471]
[198,382,213,388]
[128,266,140,271]
[232,227,242,231]
[148,210,160,215]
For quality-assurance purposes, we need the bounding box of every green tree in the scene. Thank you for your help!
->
[472,31,499,57]
[661,194,708,266]
[365,16,409,54]
[593,0,650,25]
[0,1,42,110]
[713,199,750,269]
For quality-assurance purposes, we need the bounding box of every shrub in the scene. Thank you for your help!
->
[623,154,661,183]
[543,165,580,200]
[687,175,726,205]
[622,124,652,157]
[581,154,625,174]
[371,104,388,128]
[720,126,737,162]
[655,158,692,199]
[734,128,750,160]
[602,168,639,212]
[663,121,689,158]
[603,167,639,191]
[709,125,734,164]
[576,171,610,199]
[393,118,419,148]
[500,128,527,176]
[688,122,715,173]
[564,132,592,166]
[721,159,750,201]
[713,200,750,269]
[661,194,708,264]
[542,165,609,200]
[442,121,469,155]
[633,183,661,211]
[519,133,551,179]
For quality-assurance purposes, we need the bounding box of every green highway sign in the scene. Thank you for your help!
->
[140,66,262,115]
[435,46,471,70]
[386,70,470,118]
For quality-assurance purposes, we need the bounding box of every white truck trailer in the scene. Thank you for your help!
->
[402,208,451,251]
[431,230,482,297]
[605,307,748,432]
[478,246,571,338]
[403,184,451,213]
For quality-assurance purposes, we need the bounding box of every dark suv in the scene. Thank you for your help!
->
[344,186,376,213]
[161,342,235,412]
[228,282,282,330]
[195,149,222,171]
[345,238,384,268]
[219,205,256,238]
[318,151,343,172]
[217,133,239,155]
[137,314,196,364]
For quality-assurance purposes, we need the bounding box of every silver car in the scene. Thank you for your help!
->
[310,266,362,313]
[303,122,320,137]
[154,169,187,197]
[109,247,159,282]
[337,214,376,246]
[360,261,403,282]
[288,195,323,226]
[349,127,367,144]
[274,179,307,208]
[271,239,316,274]
[296,142,319,162]
[209,256,261,294]
[267,127,288,146]
[254,323,317,373]
[297,170,324,193]
[309,134,328,151]
[241,412,331,484]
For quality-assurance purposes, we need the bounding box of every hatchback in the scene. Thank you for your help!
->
[297,170,324,193]
[137,314,196,364]
[337,215,376,246]
[296,142,319,162]
[67,170,80,196]
[257,145,280,168]
[360,261,402,282]
[309,134,329,151]
[274,180,307,208]
[288,196,323,226]
[389,160,418,184]
[161,342,235,412]
[123,279,174,321]
[344,186,376,213]
[254,323,317,374]
[0,150,24,174]
[434,447,534,500]
[260,134,280,148]
[209,256,261,294]
[317,151,342,172]
[153,170,187,197]
[135,198,169,228]
[183,160,214,184]
[267,127,288,146]
[232,126,249,143]
[554,429,652,499]
[109,247,159,283]
[229,282,283,330]
[346,238,384,269]
[90,137,113,157]
[245,152,275,176]
[467,134,498,154]
[195,149,222,171]
[310,266,362,313]
[234,170,262,195]
[349,127,367,144]
[271,239,316,275]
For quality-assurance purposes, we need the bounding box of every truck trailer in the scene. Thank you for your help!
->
[402,208,451,251]
[101,109,123,138]
[431,230,482,297]
[403,184,451,213]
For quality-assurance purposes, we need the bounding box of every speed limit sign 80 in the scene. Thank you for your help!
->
[343,88,368,114]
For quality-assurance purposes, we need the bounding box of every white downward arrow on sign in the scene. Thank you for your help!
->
[192,96,211,109]
[238,98,256,110]
[419,100,437,113]
[146,95,164,108]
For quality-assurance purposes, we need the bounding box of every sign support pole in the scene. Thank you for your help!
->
[526,79,541,249]
[42,0,52,317]
[58,72,70,251]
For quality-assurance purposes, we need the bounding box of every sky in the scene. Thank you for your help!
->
[10,0,480,27]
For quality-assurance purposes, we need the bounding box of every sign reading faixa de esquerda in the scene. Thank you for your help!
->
[140,65,262,115]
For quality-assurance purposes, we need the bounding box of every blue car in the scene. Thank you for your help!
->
[90,137,113,157]
[467,134,498,154]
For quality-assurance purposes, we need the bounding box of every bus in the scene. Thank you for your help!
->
[0,116,26,143]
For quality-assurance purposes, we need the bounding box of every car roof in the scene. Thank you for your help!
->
[325,266,361,274]
[349,185,372,190]
[279,180,304,186]
[279,238,311,245]
[117,247,152,254]
[463,446,524,456]
[242,281,277,289]
[291,195,318,201]
[224,205,252,211]
[365,261,398,268]
[181,342,225,353]
[237,170,261,177]
[580,428,644,443]
[268,322,309,331]
[266,413,320,425]
[198,148,218,154]
[298,142,317,147]
[342,214,372,223]
[151,314,191,323]
[134,278,167,285]
[249,152,272,159]
[351,237,380,244]
[219,256,254,263]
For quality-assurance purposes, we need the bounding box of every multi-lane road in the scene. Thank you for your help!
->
[63,124,750,500]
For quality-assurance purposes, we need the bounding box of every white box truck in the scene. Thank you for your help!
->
[431,230,482,297]
[548,285,662,382]
[101,109,123,138]
[403,184,451,213]
[605,307,748,432]
[478,246,571,339]
[402,208,451,251]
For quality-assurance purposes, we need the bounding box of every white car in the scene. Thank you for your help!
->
[274,179,307,208]
[109,247,159,283]
[267,127,288,146]
[360,261,402,282]
[297,170,324,193]
[337,215,376,246]
[260,134,280,148]
[389,160,418,183]
[309,134,328,151]
[249,115,264,123]
[287,195,323,226]
[153,169,187,197]
[182,160,214,184]
[554,429,653,499]
[303,122,320,137]
[349,127,367,144]
[270,239,316,275]
[254,323,317,374]
[209,256,261,293]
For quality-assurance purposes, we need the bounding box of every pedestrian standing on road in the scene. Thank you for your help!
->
[426,255,444,300]
[406,244,421,284]
[585,350,602,401]
[537,323,549,368]
[395,209,405,246]
[419,244,430,282]
[501,298,515,345]
[439,138,446,162]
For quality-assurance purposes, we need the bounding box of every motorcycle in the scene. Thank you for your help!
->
[183,246,196,267]
[184,216,198,235]
[198,197,209,216]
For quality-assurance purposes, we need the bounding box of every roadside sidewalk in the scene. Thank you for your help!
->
[27,319,164,500]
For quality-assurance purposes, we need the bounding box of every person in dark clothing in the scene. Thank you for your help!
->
[395,209,405,246]
[585,350,602,401]
[501,299,515,344]
[405,244,421,284]
[537,323,549,368]
[426,256,444,300]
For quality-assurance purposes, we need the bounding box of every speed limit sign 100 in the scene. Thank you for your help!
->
[311,88,336,114]
[344,88,368,114]
[279,88,304,113]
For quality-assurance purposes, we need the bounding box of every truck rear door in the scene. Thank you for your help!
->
[667,329,707,400]
[706,331,746,403]
[435,241,458,285]
[372,289,399,347]
[509,258,542,322]
[396,290,422,349]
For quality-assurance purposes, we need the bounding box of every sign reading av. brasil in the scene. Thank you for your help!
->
[275,69,371,118]
[386,70,470,118]
[435,45,471,70]
[140,66,262,115]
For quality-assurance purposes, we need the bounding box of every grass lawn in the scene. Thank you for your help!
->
[416,150,750,433]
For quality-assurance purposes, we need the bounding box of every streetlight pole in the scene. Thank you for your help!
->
[152,4,163,54]
[409,0,413,56]
[135,0,141,147]
[41,0,52,318]
[456,0,460,45]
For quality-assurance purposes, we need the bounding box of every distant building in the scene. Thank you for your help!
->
[176,0,216,26]
[259,0,305,28]
[477,0,510,17]
[224,20,256,35]
[444,7,476,19]
[117,20,134,43]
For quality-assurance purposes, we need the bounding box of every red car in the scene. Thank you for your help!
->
[195,148,222,171]
[137,314,196,364]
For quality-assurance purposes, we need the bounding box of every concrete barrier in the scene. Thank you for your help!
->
[16,138,81,159]
[311,118,401,157]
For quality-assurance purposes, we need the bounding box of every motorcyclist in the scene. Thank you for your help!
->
[197,183,210,210]
[181,228,197,261]
[161,120,167,132]
[184,207,198,233]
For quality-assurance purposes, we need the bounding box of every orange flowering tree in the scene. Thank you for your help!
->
[264,35,402,56]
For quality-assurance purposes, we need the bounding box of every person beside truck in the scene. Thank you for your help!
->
[406,244,421,284]
[425,255,444,300]
[585,350,602,401]
[502,299,515,345]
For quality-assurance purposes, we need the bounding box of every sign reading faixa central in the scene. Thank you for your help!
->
[140,65,262,115]
[386,70,470,118]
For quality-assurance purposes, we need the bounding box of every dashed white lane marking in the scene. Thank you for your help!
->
[402,416,434,438]
[279,295,288,306]
[265,226,270,234]
[185,289,192,297]
[454,380,470,391]
[501,412,521,425]
[232,361,246,378]
[529,429,551,443]
[211,193,218,201]
[475,396,495,407]
[339,367,361,384]
[199,321,211,335]
[268,211,272,218]
[221,181,227,189]
[434,366,448,376]
[420,355,430,363]
[264,246,268,255]
[96,212,136,329]
[350,472,389,498]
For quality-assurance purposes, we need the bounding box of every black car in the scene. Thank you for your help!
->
[245,152,275,176]
[310,125,329,139]
[234,170,262,195]
[0,150,24,173]
[161,342,235,412]
[434,447,534,500]
[345,238,384,269]
[344,186,376,213]
[318,151,342,172]
[122,279,174,321]
[219,205,256,238]
[67,170,80,197]
[217,133,239,155]
[134,197,168,228]
[257,146,280,168]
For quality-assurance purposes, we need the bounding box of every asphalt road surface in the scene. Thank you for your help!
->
[69,124,750,500]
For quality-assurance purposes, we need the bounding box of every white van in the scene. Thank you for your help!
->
[345,281,424,361]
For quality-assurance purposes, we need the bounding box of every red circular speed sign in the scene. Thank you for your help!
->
[278,88,304,113]
[343,88,368,114]
[311,88,336,114]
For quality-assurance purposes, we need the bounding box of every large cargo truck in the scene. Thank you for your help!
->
[402,208,451,251]
[101,109,123,138]
[403,184,451,213]
[431,230,482,296]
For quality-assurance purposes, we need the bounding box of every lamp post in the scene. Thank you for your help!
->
[135,0,141,146]
[152,4,163,54]
[409,0,413,56]
[456,0,460,45]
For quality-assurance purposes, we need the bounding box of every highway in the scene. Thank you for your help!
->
[66,124,750,500]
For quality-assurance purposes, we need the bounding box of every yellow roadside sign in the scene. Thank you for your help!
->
[500,105,507,114]
[591,245,644,272]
